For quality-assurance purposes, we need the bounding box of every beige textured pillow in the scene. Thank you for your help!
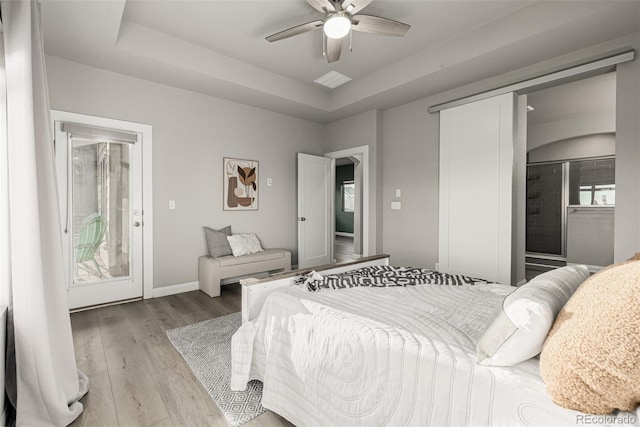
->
[540,261,640,414]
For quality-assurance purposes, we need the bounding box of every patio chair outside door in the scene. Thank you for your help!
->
[74,214,106,279]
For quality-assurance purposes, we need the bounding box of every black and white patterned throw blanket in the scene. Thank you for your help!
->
[294,265,494,292]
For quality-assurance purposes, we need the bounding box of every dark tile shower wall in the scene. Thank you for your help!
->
[526,163,563,255]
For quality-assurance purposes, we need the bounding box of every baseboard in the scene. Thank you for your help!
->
[335,232,354,237]
[153,281,199,298]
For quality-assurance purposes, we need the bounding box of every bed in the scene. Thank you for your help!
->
[231,256,639,426]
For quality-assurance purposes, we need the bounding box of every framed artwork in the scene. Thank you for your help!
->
[223,157,259,210]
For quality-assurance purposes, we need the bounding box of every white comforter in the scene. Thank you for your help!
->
[231,283,638,427]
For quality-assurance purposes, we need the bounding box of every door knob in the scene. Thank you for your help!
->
[133,221,141,227]
[299,217,306,221]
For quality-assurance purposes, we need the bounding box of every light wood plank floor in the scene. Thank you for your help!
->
[70,284,293,427]
[334,235,356,263]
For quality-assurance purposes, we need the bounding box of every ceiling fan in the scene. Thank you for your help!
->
[265,0,411,63]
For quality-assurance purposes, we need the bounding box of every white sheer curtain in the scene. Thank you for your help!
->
[1,1,88,425]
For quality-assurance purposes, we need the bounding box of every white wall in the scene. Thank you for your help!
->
[46,56,325,289]
[528,133,616,163]
[614,46,640,261]
[528,113,615,151]
[380,32,640,268]
[382,99,440,268]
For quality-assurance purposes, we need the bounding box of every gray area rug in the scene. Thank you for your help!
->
[166,312,265,426]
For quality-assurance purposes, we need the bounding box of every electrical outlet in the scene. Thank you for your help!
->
[395,189,401,198]
[267,178,273,186]
[391,201,401,210]
[169,200,176,210]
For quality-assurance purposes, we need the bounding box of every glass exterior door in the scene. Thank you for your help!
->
[55,117,143,310]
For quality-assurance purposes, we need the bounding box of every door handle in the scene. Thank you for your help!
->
[298,217,306,222]
[133,221,141,227]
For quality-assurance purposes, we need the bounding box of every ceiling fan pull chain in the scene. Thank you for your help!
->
[349,29,353,52]
[322,33,327,58]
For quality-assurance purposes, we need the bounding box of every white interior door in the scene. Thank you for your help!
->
[54,116,144,309]
[297,153,333,269]
[438,92,525,285]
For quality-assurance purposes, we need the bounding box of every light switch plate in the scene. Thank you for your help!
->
[169,200,176,210]
[267,178,272,186]
[391,201,401,210]
[395,189,401,198]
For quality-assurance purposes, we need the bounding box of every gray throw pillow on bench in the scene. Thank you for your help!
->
[204,225,232,257]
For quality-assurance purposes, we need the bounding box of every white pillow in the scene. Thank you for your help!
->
[226,233,263,257]
[476,265,590,366]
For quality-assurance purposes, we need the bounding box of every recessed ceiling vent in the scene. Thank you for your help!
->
[314,71,352,89]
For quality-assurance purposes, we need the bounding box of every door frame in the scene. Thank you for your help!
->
[325,145,370,258]
[50,110,154,301]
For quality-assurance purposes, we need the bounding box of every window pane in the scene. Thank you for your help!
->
[569,158,615,206]
[72,140,131,284]
[342,182,355,212]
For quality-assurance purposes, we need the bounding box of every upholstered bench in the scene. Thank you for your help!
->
[198,249,291,297]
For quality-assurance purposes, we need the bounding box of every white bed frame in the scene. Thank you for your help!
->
[239,254,390,323]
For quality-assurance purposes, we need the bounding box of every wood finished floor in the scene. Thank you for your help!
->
[334,235,356,263]
[70,284,293,427]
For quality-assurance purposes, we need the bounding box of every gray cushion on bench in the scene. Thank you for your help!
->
[217,248,286,267]
[204,226,232,257]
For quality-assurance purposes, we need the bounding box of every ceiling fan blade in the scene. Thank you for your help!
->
[341,0,372,14]
[326,36,343,63]
[266,20,324,42]
[306,0,336,13]
[351,15,411,37]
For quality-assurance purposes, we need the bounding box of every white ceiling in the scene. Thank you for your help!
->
[40,0,640,123]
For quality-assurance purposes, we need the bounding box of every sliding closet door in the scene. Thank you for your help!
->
[438,92,524,285]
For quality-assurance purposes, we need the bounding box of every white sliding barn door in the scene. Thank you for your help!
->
[438,92,525,286]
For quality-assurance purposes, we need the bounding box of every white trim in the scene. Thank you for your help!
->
[325,145,370,256]
[152,281,198,298]
[50,110,154,301]
[429,50,634,113]
[142,125,153,300]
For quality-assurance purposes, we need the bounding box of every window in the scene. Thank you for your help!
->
[342,181,355,212]
[569,158,615,206]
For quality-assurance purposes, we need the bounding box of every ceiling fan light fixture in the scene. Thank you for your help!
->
[324,13,351,39]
